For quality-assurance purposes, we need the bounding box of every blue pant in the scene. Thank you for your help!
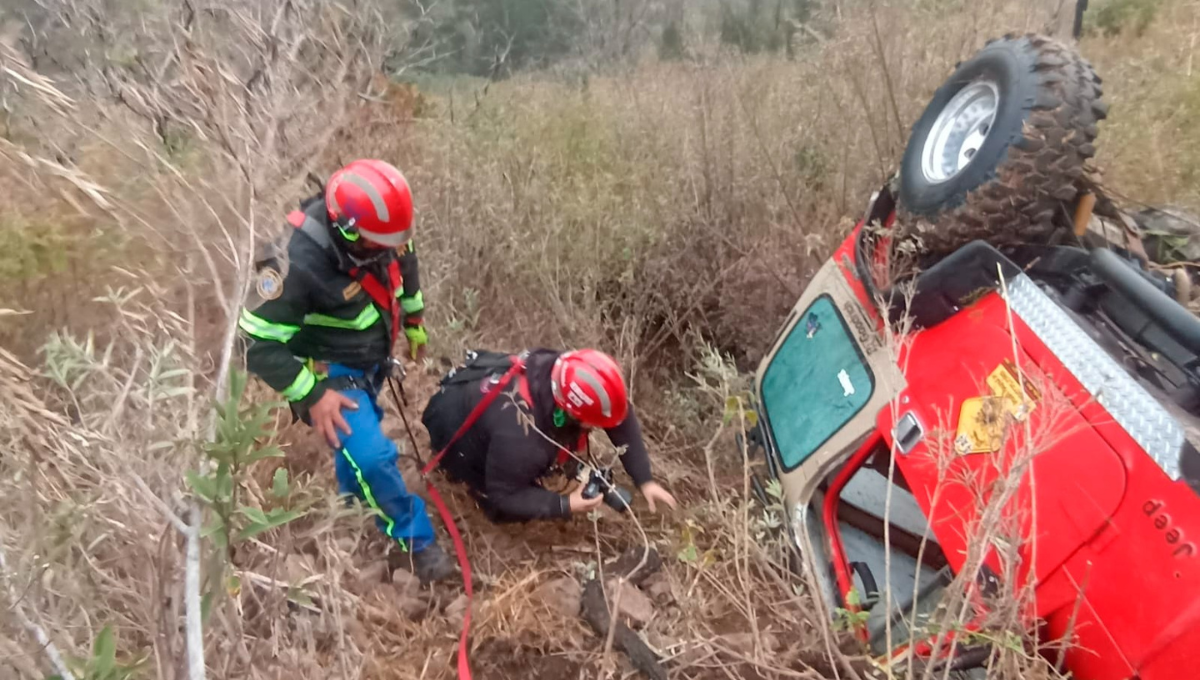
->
[326,363,436,553]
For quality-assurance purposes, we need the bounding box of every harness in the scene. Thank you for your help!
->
[437,350,587,462]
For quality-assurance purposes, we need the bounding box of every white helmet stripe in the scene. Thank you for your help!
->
[344,171,390,223]
[574,366,612,418]
[356,226,410,247]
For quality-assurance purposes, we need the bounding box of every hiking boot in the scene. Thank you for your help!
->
[409,543,456,585]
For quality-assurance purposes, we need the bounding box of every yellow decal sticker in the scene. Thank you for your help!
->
[954,361,1041,455]
[256,267,284,301]
[987,359,1042,414]
[342,281,362,300]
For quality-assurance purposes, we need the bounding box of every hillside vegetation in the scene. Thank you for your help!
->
[1,0,1197,679]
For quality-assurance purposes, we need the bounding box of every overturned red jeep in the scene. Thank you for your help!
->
[749,34,1200,679]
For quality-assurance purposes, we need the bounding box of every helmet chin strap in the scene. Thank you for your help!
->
[331,220,389,266]
[346,246,389,267]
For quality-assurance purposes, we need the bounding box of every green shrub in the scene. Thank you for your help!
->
[1088,0,1161,37]
[660,21,686,61]
[0,217,73,283]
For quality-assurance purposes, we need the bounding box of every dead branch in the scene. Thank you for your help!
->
[185,504,206,680]
[580,578,667,680]
[605,546,662,587]
[0,534,78,680]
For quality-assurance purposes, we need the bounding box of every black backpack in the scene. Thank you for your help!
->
[438,350,523,388]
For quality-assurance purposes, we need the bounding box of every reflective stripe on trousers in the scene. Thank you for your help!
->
[326,363,435,552]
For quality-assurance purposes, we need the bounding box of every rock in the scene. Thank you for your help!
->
[444,593,482,627]
[445,593,469,620]
[721,631,780,656]
[355,560,390,589]
[641,572,674,604]
[530,577,583,618]
[605,578,656,628]
[389,565,421,596]
[398,595,429,621]
[366,582,428,621]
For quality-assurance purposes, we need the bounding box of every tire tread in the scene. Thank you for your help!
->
[898,34,1105,258]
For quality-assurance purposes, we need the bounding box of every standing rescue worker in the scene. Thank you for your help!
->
[421,348,678,522]
[238,159,454,584]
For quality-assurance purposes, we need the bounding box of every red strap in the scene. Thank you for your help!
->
[350,261,402,345]
[419,357,526,680]
[517,374,533,406]
[517,373,580,466]
[387,260,402,337]
[425,481,474,679]
[422,358,525,475]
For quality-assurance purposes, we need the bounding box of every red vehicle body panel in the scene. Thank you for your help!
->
[822,223,1200,679]
[880,296,1129,586]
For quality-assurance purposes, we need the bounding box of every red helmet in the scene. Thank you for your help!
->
[550,349,629,429]
[325,159,414,248]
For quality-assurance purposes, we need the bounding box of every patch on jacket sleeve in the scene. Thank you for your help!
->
[342,281,362,300]
[242,229,295,311]
[256,266,284,301]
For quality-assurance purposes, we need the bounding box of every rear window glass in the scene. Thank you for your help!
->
[760,295,875,470]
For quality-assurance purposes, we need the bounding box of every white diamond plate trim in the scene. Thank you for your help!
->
[1006,275,1184,480]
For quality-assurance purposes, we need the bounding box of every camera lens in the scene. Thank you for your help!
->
[603,486,633,512]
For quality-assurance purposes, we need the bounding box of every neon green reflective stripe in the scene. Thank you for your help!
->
[399,290,424,313]
[303,305,381,330]
[340,448,408,551]
[239,309,300,343]
[281,368,316,401]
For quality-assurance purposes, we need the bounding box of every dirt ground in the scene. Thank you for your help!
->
[265,355,822,680]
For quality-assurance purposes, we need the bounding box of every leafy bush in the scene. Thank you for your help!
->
[718,0,817,55]
[1088,0,1161,36]
[660,21,686,61]
[414,0,586,77]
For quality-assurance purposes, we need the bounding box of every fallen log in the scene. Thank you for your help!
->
[604,546,663,587]
[580,579,667,680]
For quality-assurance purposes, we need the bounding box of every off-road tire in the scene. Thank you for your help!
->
[897,34,1107,259]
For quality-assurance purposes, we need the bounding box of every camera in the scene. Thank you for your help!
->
[580,466,633,513]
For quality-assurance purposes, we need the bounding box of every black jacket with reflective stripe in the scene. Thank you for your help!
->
[422,349,654,522]
[239,196,423,411]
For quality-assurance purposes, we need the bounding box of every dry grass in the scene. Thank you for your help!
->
[366,0,1074,375]
[1084,0,1200,212]
[2,0,1199,679]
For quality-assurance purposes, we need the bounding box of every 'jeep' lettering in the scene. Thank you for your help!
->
[1144,499,1196,559]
